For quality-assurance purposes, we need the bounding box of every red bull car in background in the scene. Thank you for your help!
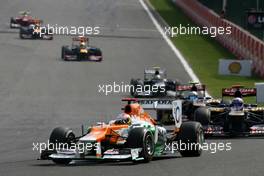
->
[61,36,102,61]
[10,11,43,28]
[40,98,204,165]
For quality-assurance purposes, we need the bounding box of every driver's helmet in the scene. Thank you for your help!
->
[188,91,198,101]
[113,113,131,125]
[80,42,86,49]
[154,70,161,79]
[231,97,244,111]
[154,74,161,79]
[22,12,28,17]
[191,85,198,92]
[35,23,41,28]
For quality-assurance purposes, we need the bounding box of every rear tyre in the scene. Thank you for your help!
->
[130,79,143,97]
[19,30,25,39]
[19,33,24,39]
[194,107,210,126]
[61,46,66,60]
[94,49,102,56]
[48,35,53,40]
[126,128,154,162]
[96,50,103,62]
[178,122,204,157]
[130,79,136,96]
[10,17,15,28]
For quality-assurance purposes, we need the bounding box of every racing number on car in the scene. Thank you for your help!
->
[172,100,182,128]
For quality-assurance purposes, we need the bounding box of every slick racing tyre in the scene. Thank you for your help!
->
[49,126,75,145]
[52,158,72,165]
[10,17,16,28]
[178,122,204,157]
[126,128,154,162]
[19,31,25,39]
[61,46,66,60]
[41,127,75,161]
[130,79,137,96]
[194,107,211,126]
[49,127,75,165]
[61,46,71,61]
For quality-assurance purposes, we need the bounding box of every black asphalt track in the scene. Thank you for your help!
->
[0,0,263,175]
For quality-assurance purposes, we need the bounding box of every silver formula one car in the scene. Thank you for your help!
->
[130,67,180,97]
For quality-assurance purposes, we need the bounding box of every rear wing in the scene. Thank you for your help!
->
[144,68,166,74]
[122,98,174,109]
[144,67,167,79]
[176,84,206,97]
[222,87,256,97]
[32,19,42,24]
[72,36,89,42]
[176,84,205,91]
[19,11,31,15]
[137,99,173,110]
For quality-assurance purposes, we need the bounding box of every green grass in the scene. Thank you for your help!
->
[149,0,263,102]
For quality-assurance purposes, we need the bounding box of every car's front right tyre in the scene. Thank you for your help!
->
[126,127,154,162]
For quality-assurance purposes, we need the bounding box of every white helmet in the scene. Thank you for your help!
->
[188,91,198,101]
[231,98,244,111]
[154,74,161,79]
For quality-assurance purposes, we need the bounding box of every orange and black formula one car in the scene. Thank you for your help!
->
[40,98,204,165]
[10,11,43,28]
[61,36,102,61]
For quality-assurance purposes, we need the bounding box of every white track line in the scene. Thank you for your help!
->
[139,0,210,97]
